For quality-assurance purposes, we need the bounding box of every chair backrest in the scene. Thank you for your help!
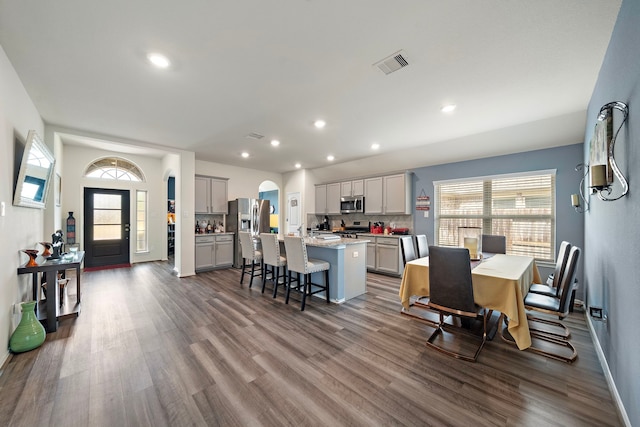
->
[550,241,572,294]
[414,234,429,258]
[481,234,506,254]
[259,233,281,266]
[239,231,257,260]
[400,236,417,265]
[428,246,476,315]
[558,246,581,316]
[283,236,308,274]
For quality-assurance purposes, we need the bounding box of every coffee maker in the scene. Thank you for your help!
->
[320,215,330,230]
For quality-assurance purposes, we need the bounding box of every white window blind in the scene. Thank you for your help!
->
[434,171,556,262]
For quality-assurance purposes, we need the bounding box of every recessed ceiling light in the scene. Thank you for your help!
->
[327,155,335,161]
[270,139,280,147]
[147,53,170,68]
[295,163,301,169]
[371,143,380,150]
[314,120,326,129]
[441,104,456,113]
[241,151,249,158]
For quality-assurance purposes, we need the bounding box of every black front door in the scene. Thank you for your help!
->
[84,188,130,268]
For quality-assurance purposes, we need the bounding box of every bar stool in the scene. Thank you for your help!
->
[238,231,263,288]
[259,233,287,298]
[283,236,330,311]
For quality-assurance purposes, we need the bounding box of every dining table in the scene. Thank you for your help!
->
[399,253,541,350]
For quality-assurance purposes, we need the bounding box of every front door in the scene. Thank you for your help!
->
[84,187,130,268]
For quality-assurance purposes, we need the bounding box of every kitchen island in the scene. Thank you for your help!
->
[266,236,370,303]
[302,236,370,303]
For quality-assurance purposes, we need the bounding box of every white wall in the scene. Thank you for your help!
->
[62,145,167,264]
[0,45,46,366]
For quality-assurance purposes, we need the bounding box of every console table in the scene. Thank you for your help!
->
[17,251,85,332]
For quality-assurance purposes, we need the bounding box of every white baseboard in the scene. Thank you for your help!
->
[585,314,631,427]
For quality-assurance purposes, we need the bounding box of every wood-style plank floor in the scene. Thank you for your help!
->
[0,261,622,426]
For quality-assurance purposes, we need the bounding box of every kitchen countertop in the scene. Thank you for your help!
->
[195,232,234,237]
[356,233,410,238]
[303,236,371,247]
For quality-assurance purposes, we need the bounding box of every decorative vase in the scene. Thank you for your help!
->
[39,242,52,257]
[9,301,46,353]
[66,212,76,245]
[22,249,39,267]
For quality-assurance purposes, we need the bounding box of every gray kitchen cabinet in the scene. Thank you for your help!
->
[364,177,383,214]
[196,234,234,272]
[383,173,411,214]
[214,234,234,267]
[315,183,341,214]
[366,236,403,276]
[195,175,229,214]
[315,184,327,214]
[341,179,364,197]
[326,183,341,214]
[195,235,215,271]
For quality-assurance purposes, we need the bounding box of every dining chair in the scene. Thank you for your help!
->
[283,236,330,311]
[481,234,506,254]
[238,231,263,288]
[259,233,287,298]
[500,246,580,363]
[399,236,417,265]
[529,241,571,298]
[425,246,490,362]
[414,234,429,258]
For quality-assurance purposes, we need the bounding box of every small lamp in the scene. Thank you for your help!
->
[458,226,482,260]
[572,163,590,213]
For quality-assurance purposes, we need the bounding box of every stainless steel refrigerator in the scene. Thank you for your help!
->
[227,198,270,268]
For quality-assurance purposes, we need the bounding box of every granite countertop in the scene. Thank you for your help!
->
[195,232,234,237]
[357,233,410,238]
[304,236,371,247]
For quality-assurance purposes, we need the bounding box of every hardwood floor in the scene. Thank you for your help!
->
[0,262,622,426]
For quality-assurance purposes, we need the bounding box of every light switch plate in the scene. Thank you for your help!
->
[1,201,5,217]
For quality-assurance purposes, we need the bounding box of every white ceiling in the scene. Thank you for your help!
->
[0,1,621,175]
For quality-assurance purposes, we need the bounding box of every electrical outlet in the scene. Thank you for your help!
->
[353,251,358,258]
[590,306,603,319]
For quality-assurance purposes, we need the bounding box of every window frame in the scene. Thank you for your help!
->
[136,190,148,253]
[433,169,556,262]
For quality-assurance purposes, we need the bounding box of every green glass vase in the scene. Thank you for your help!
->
[9,301,46,353]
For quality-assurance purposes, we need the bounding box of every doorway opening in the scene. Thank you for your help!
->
[259,180,280,234]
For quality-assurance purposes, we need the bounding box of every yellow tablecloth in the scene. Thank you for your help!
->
[399,254,541,350]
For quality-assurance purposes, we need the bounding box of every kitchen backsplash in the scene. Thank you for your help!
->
[306,213,412,233]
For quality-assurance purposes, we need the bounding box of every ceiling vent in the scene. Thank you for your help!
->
[245,132,264,140]
[374,50,409,75]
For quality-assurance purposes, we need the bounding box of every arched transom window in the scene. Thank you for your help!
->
[85,157,145,182]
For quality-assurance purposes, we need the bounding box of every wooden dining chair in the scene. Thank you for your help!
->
[425,246,490,362]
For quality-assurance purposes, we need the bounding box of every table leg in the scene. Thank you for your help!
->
[45,275,59,333]
[31,273,38,302]
[76,266,81,303]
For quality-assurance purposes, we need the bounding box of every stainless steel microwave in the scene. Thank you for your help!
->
[340,196,364,213]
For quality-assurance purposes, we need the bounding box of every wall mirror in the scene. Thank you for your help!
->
[13,130,56,209]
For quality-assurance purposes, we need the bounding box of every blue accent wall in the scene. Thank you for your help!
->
[584,1,639,424]
[259,190,278,213]
[411,143,585,285]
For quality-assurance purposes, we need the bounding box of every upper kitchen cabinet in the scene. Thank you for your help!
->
[195,175,229,214]
[341,179,364,197]
[364,177,383,214]
[364,173,411,215]
[315,183,341,214]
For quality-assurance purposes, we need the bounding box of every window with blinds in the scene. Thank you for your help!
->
[434,171,556,262]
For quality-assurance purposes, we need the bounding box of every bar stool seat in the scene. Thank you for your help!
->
[283,236,330,311]
[239,231,263,288]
